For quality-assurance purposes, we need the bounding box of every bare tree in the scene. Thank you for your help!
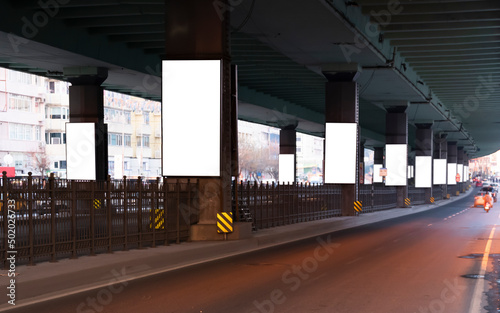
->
[30,149,51,179]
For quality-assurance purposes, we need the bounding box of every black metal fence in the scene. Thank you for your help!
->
[408,186,426,205]
[1,173,198,267]
[2,171,468,266]
[234,182,342,230]
[432,185,444,200]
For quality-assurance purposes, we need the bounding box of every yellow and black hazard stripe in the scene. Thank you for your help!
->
[430,197,435,203]
[93,199,101,210]
[405,198,411,207]
[149,209,165,230]
[354,201,362,213]
[217,212,233,233]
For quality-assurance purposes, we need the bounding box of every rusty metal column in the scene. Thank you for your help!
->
[279,125,297,184]
[322,65,360,216]
[65,67,108,181]
[415,123,433,204]
[384,102,409,208]
[165,0,236,240]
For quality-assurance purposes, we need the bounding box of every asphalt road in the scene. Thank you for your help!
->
[7,193,500,313]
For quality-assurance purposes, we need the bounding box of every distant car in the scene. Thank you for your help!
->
[490,183,499,192]
[480,187,497,202]
[476,181,483,187]
[474,192,486,207]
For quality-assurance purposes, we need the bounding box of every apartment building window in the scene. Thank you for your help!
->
[143,113,150,125]
[46,132,65,144]
[49,81,55,93]
[8,70,32,85]
[143,135,150,148]
[108,133,123,146]
[8,94,32,112]
[124,134,131,147]
[9,123,35,141]
[35,126,41,141]
[104,108,132,124]
[60,160,67,169]
[48,107,68,119]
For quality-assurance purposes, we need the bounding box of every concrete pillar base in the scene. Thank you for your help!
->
[190,222,253,241]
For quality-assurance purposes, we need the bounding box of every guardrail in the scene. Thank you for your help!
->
[234,182,342,230]
[1,173,198,267]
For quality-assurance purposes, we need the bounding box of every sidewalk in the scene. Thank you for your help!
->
[0,188,474,310]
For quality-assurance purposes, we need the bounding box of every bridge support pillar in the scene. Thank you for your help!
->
[434,134,448,199]
[164,0,237,240]
[447,142,458,196]
[322,64,360,216]
[415,123,433,204]
[65,66,108,181]
[457,147,465,193]
[384,102,409,208]
[279,125,297,184]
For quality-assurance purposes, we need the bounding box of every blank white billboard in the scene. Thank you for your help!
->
[373,164,383,183]
[433,159,447,185]
[279,154,295,184]
[415,156,432,188]
[447,163,457,185]
[324,123,357,184]
[385,144,407,186]
[457,164,464,183]
[162,60,221,177]
[114,155,123,179]
[66,123,96,180]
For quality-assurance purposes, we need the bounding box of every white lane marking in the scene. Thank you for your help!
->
[468,222,498,313]
[346,257,363,265]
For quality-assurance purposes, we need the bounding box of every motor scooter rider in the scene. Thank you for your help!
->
[483,192,494,209]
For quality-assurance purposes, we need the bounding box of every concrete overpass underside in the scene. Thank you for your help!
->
[0,0,498,156]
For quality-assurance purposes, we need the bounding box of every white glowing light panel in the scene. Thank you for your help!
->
[407,165,414,179]
[279,154,295,184]
[114,155,123,179]
[447,163,457,185]
[385,144,407,186]
[66,123,96,180]
[433,159,447,185]
[373,164,383,183]
[162,60,221,177]
[465,166,469,181]
[415,156,432,188]
[457,164,464,183]
[324,123,357,184]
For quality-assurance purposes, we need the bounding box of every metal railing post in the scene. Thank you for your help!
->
[107,175,112,253]
[123,176,128,251]
[2,171,9,269]
[49,173,57,262]
[137,176,143,249]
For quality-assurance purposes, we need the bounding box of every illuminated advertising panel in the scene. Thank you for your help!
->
[385,144,407,186]
[415,156,432,188]
[447,163,457,185]
[162,60,221,176]
[279,154,295,184]
[324,123,357,184]
[433,159,446,185]
[66,123,96,180]
[373,164,383,183]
